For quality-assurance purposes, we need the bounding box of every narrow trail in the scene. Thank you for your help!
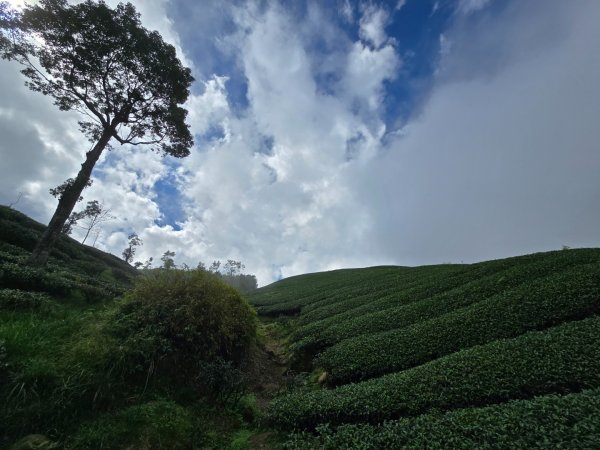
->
[245,322,290,449]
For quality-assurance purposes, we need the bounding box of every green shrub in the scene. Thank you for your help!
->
[68,400,194,449]
[0,289,53,310]
[111,269,256,388]
[197,358,246,403]
[283,389,600,450]
[319,262,600,384]
[267,316,600,430]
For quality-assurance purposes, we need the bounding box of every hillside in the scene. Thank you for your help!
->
[2,205,599,449]
[247,249,600,448]
[0,206,263,450]
[0,204,137,300]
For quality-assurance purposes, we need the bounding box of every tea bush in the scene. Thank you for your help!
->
[283,389,600,449]
[291,248,600,356]
[0,288,53,310]
[319,262,600,384]
[267,316,600,430]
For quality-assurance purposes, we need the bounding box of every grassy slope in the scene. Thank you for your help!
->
[248,248,600,448]
[0,206,261,449]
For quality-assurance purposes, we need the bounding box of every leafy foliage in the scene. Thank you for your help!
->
[290,248,600,356]
[319,261,600,384]
[283,389,600,450]
[0,0,194,154]
[0,288,53,311]
[68,400,194,449]
[267,316,600,430]
[111,269,257,386]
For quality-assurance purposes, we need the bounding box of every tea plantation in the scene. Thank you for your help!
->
[247,247,600,448]
[2,203,599,449]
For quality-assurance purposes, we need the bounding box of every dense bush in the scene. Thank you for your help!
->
[319,262,600,384]
[112,269,257,386]
[267,316,600,430]
[283,389,600,449]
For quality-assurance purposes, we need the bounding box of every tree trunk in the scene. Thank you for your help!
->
[28,128,113,266]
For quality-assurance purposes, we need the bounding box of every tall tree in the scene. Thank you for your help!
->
[0,0,193,265]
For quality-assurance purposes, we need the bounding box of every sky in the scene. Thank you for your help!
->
[1,0,599,285]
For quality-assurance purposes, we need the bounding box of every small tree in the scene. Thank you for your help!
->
[78,200,114,244]
[161,250,176,270]
[223,259,245,276]
[122,232,142,264]
[0,0,193,265]
[208,260,221,274]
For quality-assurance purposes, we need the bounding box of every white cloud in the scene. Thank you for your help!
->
[343,40,400,112]
[457,0,492,15]
[340,0,353,23]
[359,5,389,49]
[351,0,600,264]
[1,0,599,287]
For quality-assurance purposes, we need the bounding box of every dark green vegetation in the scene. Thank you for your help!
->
[283,389,600,450]
[0,206,260,449]
[3,204,600,448]
[246,247,600,448]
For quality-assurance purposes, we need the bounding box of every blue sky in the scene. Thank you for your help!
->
[1,0,599,285]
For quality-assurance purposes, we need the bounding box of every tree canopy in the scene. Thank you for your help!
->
[0,0,194,264]
[0,0,193,154]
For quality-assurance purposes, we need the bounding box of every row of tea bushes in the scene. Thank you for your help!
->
[283,388,600,450]
[268,316,600,430]
[319,262,600,384]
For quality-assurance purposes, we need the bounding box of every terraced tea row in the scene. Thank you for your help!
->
[267,316,600,430]
[291,249,600,355]
[283,388,600,450]
[319,262,600,384]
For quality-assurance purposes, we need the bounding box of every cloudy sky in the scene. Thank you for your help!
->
[1,0,599,285]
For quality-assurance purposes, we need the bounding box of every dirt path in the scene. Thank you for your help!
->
[245,324,290,449]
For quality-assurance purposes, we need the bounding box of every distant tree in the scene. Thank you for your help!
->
[196,261,206,271]
[161,250,176,270]
[212,259,257,293]
[91,227,102,247]
[0,0,194,265]
[7,192,22,209]
[209,260,221,274]
[223,259,245,276]
[122,232,142,264]
[141,257,153,270]
[77,200,114,245]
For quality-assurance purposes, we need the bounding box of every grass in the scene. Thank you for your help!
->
[0,206,262,449]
